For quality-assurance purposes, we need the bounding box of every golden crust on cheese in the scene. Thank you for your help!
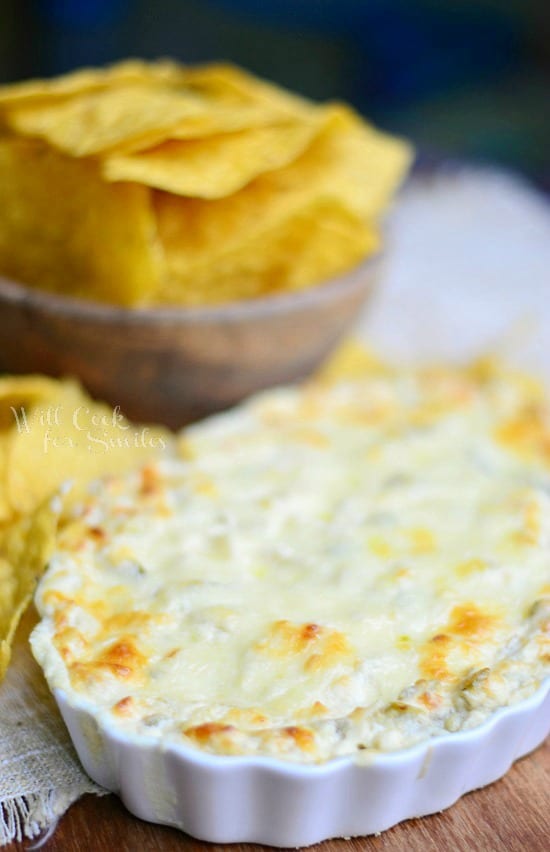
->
[31,363,550,762]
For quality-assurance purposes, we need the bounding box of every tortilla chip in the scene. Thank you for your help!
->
[181,62,315,118]
[0,376,64,521]
[0,137,160,305]
[0,500,58,679]
[237,104,412,222]
[4,84,216,157]
[5,378,170,516]
[151,105,405,299]
[103,118,323,199]
[0,58,184,110]
[0,435,11,523]
[0,373,170,680]
[167,100,300,141]
[158,197,378,304]
[1,60,317,159]
[0,376,61,427]
[316,339,387,383]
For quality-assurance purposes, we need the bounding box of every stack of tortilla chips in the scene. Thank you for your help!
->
[0,60,412,307]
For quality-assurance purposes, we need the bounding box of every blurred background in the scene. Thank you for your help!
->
[1,0,548,187]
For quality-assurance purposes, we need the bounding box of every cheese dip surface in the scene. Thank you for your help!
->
[32,364,550,762]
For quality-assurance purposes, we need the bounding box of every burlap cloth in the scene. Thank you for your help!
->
[0,610,104,845]
[1,168,549,845]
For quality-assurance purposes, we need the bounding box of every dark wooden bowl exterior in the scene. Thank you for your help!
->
[0,260,378,428]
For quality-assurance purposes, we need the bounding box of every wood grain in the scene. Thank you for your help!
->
[4,739,548,852]
[0,258,377,429]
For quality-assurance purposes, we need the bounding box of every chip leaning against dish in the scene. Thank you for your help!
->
[0,375,170,679]
[30,361,550,763]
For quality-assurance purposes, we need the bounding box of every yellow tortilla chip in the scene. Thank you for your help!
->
[181,62,315,119]
[1,60,317,160]
[5,378,170,516]
[0,137,160,305]
[151,104,407,301]
[0,376,63,521]
[0,58,184,110]
[5,84,216,157]
[237,103,411,222]
[0,500,58,679]
[0,434,11,523]
[0,376,61,427]
[103,118,323,199]
[158,197,378,304]
[167,100,300,141]
[0,373,170,680]
[316,339,387,383]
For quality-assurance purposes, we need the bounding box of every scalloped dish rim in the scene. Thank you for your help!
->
[51,675,550,845]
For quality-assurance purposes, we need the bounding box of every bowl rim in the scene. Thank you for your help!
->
[0,253,380,326]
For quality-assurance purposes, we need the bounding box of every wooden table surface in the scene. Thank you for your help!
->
[5,739,548,852]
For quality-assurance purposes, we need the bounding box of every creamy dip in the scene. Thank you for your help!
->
[32,364,550,762]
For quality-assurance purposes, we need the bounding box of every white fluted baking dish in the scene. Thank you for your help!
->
[52,679,549,847]
[30,364,550,844]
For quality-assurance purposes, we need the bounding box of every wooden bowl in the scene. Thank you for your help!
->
[0,259,379,428]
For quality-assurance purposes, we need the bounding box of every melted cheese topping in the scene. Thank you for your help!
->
[31,365,550,762]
